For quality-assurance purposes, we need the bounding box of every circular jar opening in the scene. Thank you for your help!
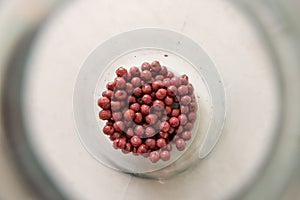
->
[73,28,226,178]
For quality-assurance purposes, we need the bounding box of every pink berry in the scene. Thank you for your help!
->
[175,138,185,151]
[160,150,170,161]
[149,151,160,163]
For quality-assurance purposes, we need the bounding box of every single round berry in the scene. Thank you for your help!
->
[170,77,181,87]
[131,136,142,147]
[184,122,193,131]
[103,125,114,135]
[142,94,152,105]
[177,85,188,96]
[181,131,192,140]
[130,103,140,112]
[133,87,142,97]
[99,110,112,120]
[141,70,152,81]
[160,150,170,161]
[181,95,192,105]
[142,84,152,94]
[141,62,151,71]
[175,138,186,151]
[126,83,134,94]
[171,109,180,117]
[134,113,143,124]
[162,78,171,87]
[115,77,126,89]
[156,138,167,148]
[102,90,113,99]
[169,117,180,127]
[137,144,148,154]
[178,114,188,125]
[141,104,150,115]
[131,77,141,87]
[145,127,156,137]
[149,151,160,163]
[164,96,173,106]
[114,90,127,100]
[151,61,162,72]
[134,125,145,136]
[145,138,156,149]
[116,67,128,77]
[155,75,164,81]
[152,80,163,91]
[106,81,116,90]
[188,112,197,122]
[130,66,140,77]
[156,88,167,100]
[126,128,134,138]
[180,74,189,85]
[180,105,189,114]
[160,121,170,132]
[112,112,123,121]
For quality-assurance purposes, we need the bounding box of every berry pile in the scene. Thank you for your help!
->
[97,61,197,163]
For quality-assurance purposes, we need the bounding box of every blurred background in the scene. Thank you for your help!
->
[0,0,299,200]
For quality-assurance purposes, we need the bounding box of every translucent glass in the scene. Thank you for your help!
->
[73,28,225,177]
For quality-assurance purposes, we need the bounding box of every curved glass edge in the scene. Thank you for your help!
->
[231,0,300,200]
[0,1,69,200]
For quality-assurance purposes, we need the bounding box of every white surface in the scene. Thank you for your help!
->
[23,0,279,200]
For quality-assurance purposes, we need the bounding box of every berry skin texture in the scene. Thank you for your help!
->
[98,61,198,163]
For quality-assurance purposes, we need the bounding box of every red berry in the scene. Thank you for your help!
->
[130,103,140,112]
[98,97,110,109]
[124,109,135,121]
[142,84,152,94]
[156,88,167,100]
[116,67,128,77]
[169,117,180,127]
[149,151,160,163]
[142,94,152,105]
[131,136,142,147]
[130,66,140,77]
[145,138,156,149]
[134,113,143,124]
[141,104,150,115]
[156,138,167,148]
[103,125,114,135]
[99,110,112,120]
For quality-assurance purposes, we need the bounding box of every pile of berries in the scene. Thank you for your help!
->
[97,61,197,163]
